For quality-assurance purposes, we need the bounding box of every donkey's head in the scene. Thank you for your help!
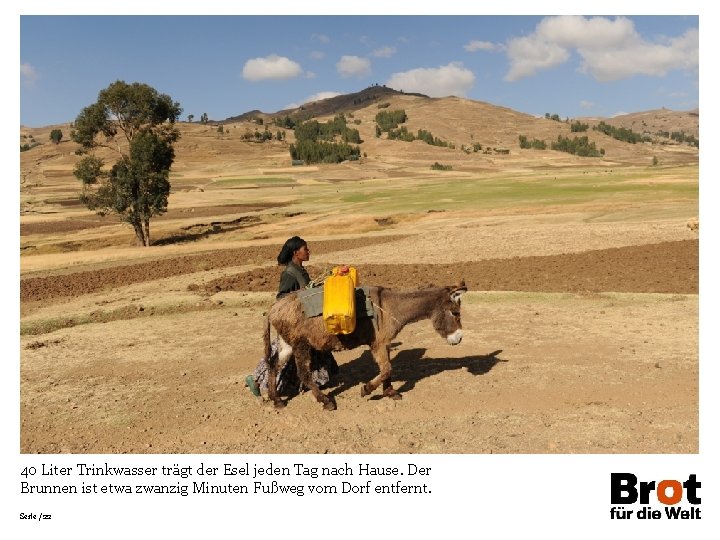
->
[431,280,467,345]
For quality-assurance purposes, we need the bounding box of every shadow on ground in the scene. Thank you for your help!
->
[327,346,506,401]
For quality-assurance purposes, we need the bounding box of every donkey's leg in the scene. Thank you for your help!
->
[268,337,293,409]
[382,376,401,400]
[295,342,336,411]
[361,344,400,399]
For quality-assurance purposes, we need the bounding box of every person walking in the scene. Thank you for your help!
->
[246,236,339,397]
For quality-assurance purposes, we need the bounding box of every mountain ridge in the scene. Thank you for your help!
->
[223,85,429,123]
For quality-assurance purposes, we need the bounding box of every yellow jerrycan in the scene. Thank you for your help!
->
[323,265,358,334]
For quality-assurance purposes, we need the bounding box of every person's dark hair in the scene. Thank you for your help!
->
[277,236,307,265]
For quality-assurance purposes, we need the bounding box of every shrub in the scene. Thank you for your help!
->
[20,142,41,152]
[375,109,407,132]
[519,135,547,149]
[289,115,362,164]
[551,135,603,157]
[593,121,643,144]
[430,162,452,171]
[50,129,63,144]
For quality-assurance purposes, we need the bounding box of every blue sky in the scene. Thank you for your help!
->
[20,14,699,127]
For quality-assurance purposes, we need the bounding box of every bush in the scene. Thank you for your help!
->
[387,126,415,142]
[519,135,547,150]
[273,115,296,129]
[417,129,449,147]
[430,162,452,171]
[289,115,362,164]
[593,121,643,144]
[670,131,699,147]
[289,140,360,164]
[50,129,63,144]
[20,142,41,152]
[375,109,407,132]
[551,135,603,157]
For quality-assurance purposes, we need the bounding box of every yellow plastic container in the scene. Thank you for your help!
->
[323,266,358,334]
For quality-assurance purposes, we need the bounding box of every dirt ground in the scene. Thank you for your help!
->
[19,109,699,454]
[20,224,698,454]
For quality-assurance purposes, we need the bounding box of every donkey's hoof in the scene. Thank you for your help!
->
[360,384,371,397]
[273,400,287,409]
[323,401,337,411]
[383,388,403,400]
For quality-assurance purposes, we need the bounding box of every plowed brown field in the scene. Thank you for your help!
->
[20,232,698,454]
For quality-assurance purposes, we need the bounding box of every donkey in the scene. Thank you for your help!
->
[263,281,467,410]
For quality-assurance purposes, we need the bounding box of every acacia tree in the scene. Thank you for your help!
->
[71,81,182,246]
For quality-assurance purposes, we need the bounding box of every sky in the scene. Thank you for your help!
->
[19,13,699,127]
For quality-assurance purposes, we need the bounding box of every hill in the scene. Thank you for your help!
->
[579,108,699,139]
[20,89,699,202]
[223,85,428,124]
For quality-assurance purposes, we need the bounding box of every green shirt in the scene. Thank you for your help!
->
[277,262,310,299]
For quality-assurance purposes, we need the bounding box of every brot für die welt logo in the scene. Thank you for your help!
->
[610,473,701,520]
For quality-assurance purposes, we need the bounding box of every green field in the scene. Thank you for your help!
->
[212,176,295,187]
[269,164,698,215]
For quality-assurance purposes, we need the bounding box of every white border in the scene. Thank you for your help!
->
[7,2,716,538]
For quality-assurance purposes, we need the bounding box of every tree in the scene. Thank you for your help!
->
[71,80,181,246]
[200,112,208,124]
[49,129,63,144]
[187,114,194,123]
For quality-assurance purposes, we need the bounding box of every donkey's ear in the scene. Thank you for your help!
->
[450,280,467,303]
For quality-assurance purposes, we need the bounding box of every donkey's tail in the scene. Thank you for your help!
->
[263,315,272,361]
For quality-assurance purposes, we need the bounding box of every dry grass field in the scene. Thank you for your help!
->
[19,93,699,453]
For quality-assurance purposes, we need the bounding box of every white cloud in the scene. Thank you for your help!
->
[310,51,325,60]
[385,62,475,98]
[504,16,699,82]
[578,28,699,82]
[312,34,330,44]
[372,46,397,58]
[464,40,498,52]
[303,91,341,104]
[504,34,570,81]
[305,71,317,79]
[285,91,341,110]
[21,62,40,86]
[580,100,595,110]
[242,55,303,81]
[336,56,371,78]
